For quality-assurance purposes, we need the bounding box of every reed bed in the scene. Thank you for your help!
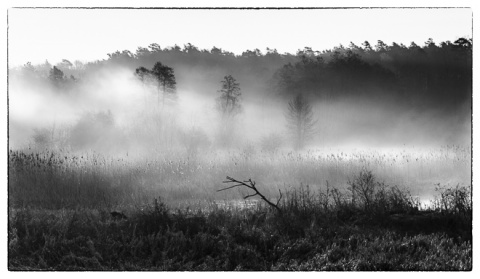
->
[8,145,470,210]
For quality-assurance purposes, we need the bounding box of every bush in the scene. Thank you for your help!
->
[433,184,471,215]
[69,110,124,152]
[347,169,377,211]
[347,169,417,215]
[8,192,472,271]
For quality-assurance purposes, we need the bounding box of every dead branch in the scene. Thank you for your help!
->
[218,176,283,213]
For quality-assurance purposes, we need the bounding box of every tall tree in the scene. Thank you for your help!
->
[151,62,177,107]
[148,43,162,52]
[134,66,154,105]
[362,41,372,52]
[216,75,242,119]
[21,62,36,78]
[48,66,65,88]
[216,75,242,146]
[285,94,317,150]
[134,66,152,84]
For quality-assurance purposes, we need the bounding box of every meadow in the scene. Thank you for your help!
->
[8,145,471,209]
[8,145,472,270]
[7,27,473,271]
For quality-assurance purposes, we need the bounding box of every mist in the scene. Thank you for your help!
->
[6,7,474,270]
[8,39,472,207]
[9,60,471,152]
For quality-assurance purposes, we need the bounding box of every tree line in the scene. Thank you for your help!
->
[14,38,471,109]
[11,38,472,150]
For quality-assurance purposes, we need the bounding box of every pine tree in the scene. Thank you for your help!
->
[285,94,317,150]
[151,62,177,107]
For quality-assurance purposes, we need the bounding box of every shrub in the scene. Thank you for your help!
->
[347,169,377,211]
[347,169,417,215]
[433,184,471,215]
[69,110,122,151]
[8,194,472,271]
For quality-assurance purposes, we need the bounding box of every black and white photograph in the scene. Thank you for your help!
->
[6,1,474,271]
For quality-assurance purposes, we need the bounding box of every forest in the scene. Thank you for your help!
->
[10,38,472,150]
[8,37,472,270]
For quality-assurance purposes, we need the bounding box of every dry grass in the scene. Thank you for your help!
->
[8,145,471,270]
[8,145,470,209]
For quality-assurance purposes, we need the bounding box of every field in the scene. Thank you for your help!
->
[8,7,473,270]
[8,145,472,270]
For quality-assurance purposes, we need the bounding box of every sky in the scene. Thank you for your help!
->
[7,7,472,67]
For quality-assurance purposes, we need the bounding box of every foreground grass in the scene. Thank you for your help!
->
[8,149,471,270]
[9,194,472,271]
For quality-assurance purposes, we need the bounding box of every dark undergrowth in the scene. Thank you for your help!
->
[8,170,472,271]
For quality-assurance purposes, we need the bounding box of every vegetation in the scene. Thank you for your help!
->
[216,75,242,146]
[10,38,472,151]
[216,75,242,119]
[10,38,471,151]
[8,146,472,270]
[9,146,470,209]
[134,61,177,107]
[13,38,472,110]
[8,37,472,270]
[273,38,472,110]
[285,94,318,150]
[69,111,119,151]
[151,61,177,107]
[9,169,471,271]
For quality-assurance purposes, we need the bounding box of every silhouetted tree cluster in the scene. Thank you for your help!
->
[48,66,65,84]
[11,38,471,113]
[13,60,78,92]
[152,62,177,107]
[274,38,472,111]
[134,62,177,107]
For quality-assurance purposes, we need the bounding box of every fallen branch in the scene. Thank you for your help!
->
[218,176,283,213]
